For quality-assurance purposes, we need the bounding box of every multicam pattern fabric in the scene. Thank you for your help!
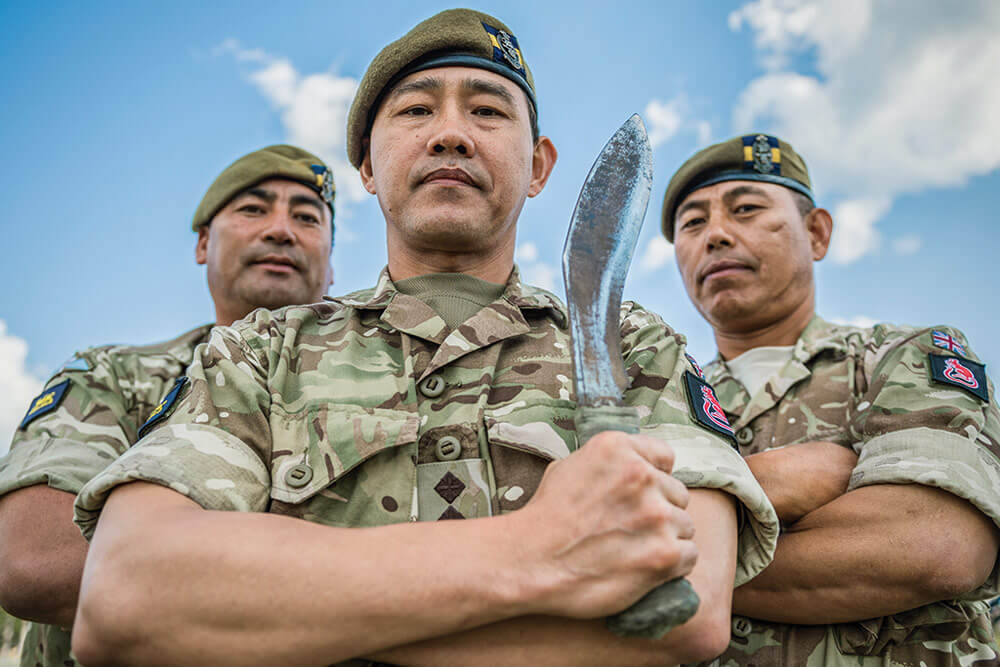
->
[698,316,1000,667]
[75,267,779,658]
[0,324,212,667]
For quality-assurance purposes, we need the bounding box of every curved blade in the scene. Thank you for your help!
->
[562,114,653,407]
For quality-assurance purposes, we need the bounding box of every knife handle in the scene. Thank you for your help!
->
[575,405,701,639]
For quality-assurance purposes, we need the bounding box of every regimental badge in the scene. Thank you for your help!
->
[929,354,989,402]
[137,376,189,439]
[743,134,781,176]
[19,379,71,430]
[481,22,526,75]
[683,371,736,444]
[310,164,335,209]
[685,353,705,379]
[931,330,967,356]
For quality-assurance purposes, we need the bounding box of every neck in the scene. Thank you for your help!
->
[387,236,515,284]
[712,295,815,361]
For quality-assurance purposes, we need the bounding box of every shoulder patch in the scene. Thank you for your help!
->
[929,354,989,402]
[685,353,705,379]
[19,379,71,430]
[137,377,189,439]
[683,371,736,444]
[931,330,967,356]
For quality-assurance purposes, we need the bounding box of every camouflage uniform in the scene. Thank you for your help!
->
[0,324,212,667]
[699,316,1000,667]
[75,268,779,664]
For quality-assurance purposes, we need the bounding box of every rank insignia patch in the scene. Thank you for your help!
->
[481,22,526,75]
[929,354,988,402]
[138,376,189,439]
[931,330,967,356]
[743,134,781,175]
[683,371,736,443]
[20,379,71,430]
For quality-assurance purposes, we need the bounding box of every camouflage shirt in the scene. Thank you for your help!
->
[700,316,1000,667]
[0,324,212,667]
[75,268,779,665]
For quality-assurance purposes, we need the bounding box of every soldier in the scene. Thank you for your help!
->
[662,133,1000,665]
[70,9,779,666]
[0,144,336,667]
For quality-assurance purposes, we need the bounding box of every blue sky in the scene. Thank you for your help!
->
[2,0,999,448]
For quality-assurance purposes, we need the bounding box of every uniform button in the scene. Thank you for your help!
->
[732,615,752,638]
[285,464,313,488]
[435,436,462,461]
[419,374,446,398]
[736,427,754,446]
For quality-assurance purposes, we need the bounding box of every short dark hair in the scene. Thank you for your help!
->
[791,190,814,219]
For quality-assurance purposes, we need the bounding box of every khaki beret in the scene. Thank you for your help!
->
[192,144,335,232]
[661,133,813,242]
[346,8,537,168]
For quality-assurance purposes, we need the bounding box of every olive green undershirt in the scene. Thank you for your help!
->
[394,273,506,331]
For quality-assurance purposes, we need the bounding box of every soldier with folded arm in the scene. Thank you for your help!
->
[662,133,1000,666]
[70,9,779,666]
[0,144,336,667]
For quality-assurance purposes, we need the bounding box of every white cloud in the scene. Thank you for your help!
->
[644,99,683,148]
[0,321,45,454]
[515,242,539,264]
[831,315,880,328]
[695,121,713,146]
[729,0,1000,263]
[638,236,675,272]
[829,196,890,264]
[892,235,922,255]
[521,262,558,292]
[217,40,367,209]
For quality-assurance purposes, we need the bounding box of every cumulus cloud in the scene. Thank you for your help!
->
[0,321,45,454]
[729,0,1000,263]
[829,196,890,264]
[644,99,683,148]
[639,236,675,272]
[216,40,367,210]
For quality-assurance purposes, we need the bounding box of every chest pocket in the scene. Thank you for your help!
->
[484,400,578,513]
[268,404,419,527]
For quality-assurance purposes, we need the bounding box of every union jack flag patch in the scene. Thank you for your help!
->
[931,330,966,356]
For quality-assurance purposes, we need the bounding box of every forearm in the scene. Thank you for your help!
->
[370,489,738,667]
[75,483,540,666]
[734,483,999,623]
[0,485,86,627]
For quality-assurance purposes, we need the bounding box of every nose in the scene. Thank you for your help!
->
[426,105,476,158]
[262,210,296,245]
[705,209,735,251]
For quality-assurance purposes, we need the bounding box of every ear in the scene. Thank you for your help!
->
[195,226,210,265]
[359,139,377,195]
[806,207,833,261]
[527,136,558,198]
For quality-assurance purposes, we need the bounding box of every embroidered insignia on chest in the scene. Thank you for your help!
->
[683,371,736,444]
[928,354,988,402]
[19,379,71,430]
[742,134,781,175]
[137,376,189,439]
[931,330,967,356]
[481,22,526,74]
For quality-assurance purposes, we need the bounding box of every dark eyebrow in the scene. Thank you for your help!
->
[387,76,443,101]
[290,193,325,217]
[675,196,708,222]
[722,184,773,207]
[236,187,277,204]
[461,78,516,107]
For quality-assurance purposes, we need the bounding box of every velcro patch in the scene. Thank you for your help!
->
[20,379,71,430]
[683,371,736,443]
[138,377,189,439]
[929,354,989,402]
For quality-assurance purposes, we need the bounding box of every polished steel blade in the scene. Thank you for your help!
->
[562,114,653,407]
